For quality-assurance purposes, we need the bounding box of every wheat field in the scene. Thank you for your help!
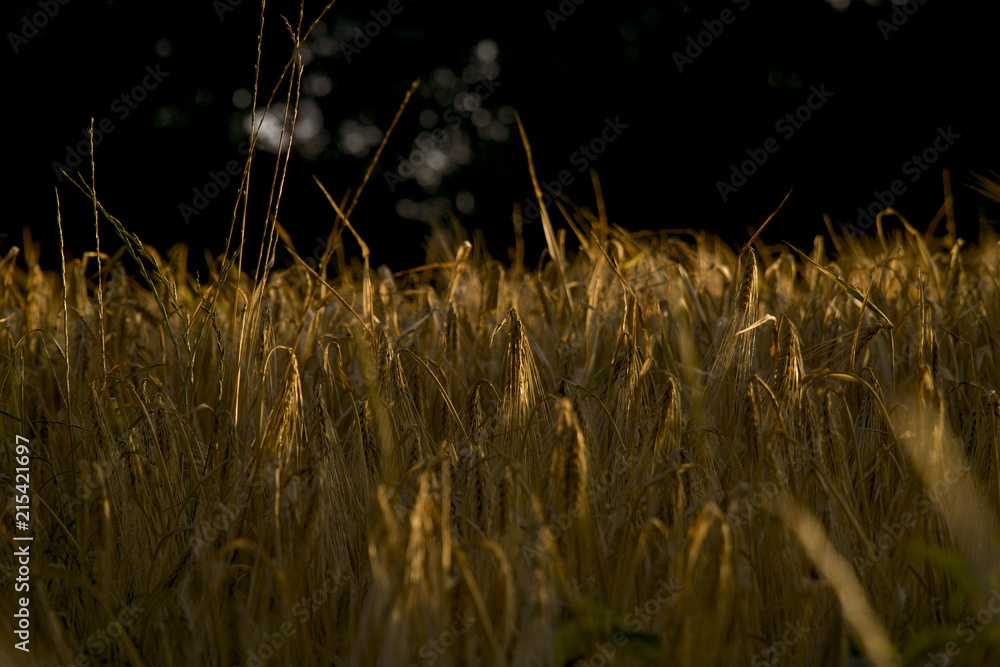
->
[4,169,1000,666]
[4,4,1000,663]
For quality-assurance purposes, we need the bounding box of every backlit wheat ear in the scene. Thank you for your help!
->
[550,397,589,517]
[358,396,381,481]
[771,314,804,416]
[732,247,760,385]
[497,308,542,470]
[650,374,683,460]
[800,387,825,473]
[678,504,737,666]
[606,331,643,465]
[854,366,888,459]
[807,324,885,372]
[305,367,331,448]
[376,329,424,469]
[741,378,762,478]
[250,299,278,415]
[258,352,303,467]
[852,365,901,518]
[750,373,792,483]
[851,324,884,370]
[550,396,603,587]
[494,463,516,538]
[707,247,759,431]
[463,378,492,440]
[456,440,489,534]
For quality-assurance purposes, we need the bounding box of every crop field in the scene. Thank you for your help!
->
[4,160,1000,666]
[4,6,1000,667]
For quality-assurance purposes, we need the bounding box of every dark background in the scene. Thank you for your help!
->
[3,0,998,273]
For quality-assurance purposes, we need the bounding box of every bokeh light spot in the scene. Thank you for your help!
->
[232,88,252,109]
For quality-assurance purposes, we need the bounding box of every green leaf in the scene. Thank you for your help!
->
[661,329,679,380]
[553,600,662,666]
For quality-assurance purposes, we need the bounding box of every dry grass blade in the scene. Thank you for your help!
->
[788,241,897,397]
[786,242,892,329]
[400,348,469,442]
[514,111,574,310]
[346,77,421,221]
[773,496,898,667]
[969,170,1000,205]
[288,229,373,342]
[739,188,792,257]
[899,395,1000,576]
[86,119,107,385]
[313,177,374,333]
